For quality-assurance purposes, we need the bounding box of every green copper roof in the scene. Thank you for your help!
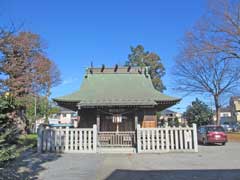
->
[53,67,180,107]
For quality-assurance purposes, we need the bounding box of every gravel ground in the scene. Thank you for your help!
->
[37,142,240,180]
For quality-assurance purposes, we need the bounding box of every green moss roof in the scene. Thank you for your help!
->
[53,67,180,107]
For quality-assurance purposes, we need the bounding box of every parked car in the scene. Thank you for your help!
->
[232,124,240,132]
[197,125,227,145]
[221,122,233,132]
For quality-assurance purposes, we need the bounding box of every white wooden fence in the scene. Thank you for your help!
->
[37,125,97,153]
[38,124,198,153]
[136,124,198,153]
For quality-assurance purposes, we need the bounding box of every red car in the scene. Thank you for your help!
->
[197,125,227,145]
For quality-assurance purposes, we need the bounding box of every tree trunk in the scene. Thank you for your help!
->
[44,96,49,124]
[15,107,28,134]
[44,86,51,124]
[214,95,220,125]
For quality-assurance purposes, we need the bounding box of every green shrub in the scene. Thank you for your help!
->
[18,134,37,148]
[0,96,19,167]
[0,145,19,165]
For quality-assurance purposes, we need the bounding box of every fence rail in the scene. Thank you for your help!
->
[137,124,198,153]
[38,125,97,153]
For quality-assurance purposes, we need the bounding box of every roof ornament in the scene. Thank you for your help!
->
[90,61,93,74]
[144,66,150,78]
[127,65,131,72]
[85,68,88,78]
[114,64,118,72]
[138,68,142,74]
[101,64,105,72]
[90,68,93,74]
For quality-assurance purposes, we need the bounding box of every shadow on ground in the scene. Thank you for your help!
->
[198,143,224,146]
[0,149,61,180]
[105,169,240,180]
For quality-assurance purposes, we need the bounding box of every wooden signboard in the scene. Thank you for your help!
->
[142,115,157,128]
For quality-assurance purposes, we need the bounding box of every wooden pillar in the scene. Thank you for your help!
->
[135,113,138,130]
[116,122,119,132]
[96,114,100,132]
[75,115,80,128]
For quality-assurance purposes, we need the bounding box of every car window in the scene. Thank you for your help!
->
[206,126,224,132]
[203,128,206,133]
[200,127,205,134]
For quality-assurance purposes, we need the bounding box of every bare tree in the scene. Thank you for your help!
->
[185,0,240,61]
[175,48,240,125]
[174,0,240,125]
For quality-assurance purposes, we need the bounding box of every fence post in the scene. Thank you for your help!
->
[59,127,62,152]
[193,123,198,152]
[47,129,51,152]
[136,124,141,153]
[37,126,44,153]
[65,127,69,152]
[165,126,170,152]
[93,124,97,152]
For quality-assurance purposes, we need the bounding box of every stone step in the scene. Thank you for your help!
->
[97,147,136,154]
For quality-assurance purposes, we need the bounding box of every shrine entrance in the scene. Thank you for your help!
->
[97,109,137,148]
[98,131,136,148]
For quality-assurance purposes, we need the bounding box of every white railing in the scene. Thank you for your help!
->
[37,125,97,153]
[37,124,198,154]
[136,124,198,153]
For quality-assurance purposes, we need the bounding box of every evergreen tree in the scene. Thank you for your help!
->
[125,45,166,92]
[183,98,213,126]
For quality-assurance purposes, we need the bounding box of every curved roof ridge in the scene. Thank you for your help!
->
[53,71,180,107]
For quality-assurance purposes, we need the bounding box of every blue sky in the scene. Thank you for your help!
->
[1,0,213,112]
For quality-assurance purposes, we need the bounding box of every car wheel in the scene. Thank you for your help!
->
[222,142,226,146]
